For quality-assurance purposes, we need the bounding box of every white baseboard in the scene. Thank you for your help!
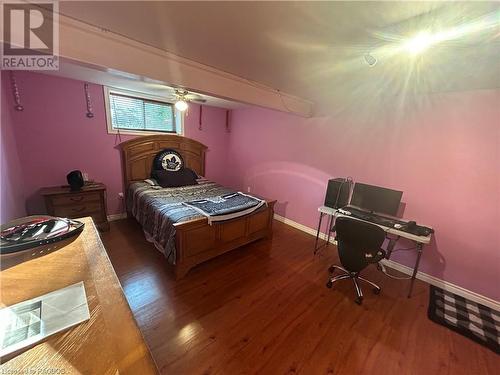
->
[273,213,337,245]
[107,213,127,222]
[273,213,500,311]
[379,259,500,311]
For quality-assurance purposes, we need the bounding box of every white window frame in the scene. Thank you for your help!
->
[104,86,184,136]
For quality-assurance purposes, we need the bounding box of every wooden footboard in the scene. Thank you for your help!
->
[173,200,275,279]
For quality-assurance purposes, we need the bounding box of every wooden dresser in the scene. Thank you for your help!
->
[41,182,110,231]
[0,217,158,374]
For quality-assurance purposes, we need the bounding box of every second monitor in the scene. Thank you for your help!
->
[350,182,403,216]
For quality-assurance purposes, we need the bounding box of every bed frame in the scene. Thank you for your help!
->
[119,134,275,279]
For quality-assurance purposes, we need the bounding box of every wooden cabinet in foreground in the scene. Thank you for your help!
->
[0,217,158,374]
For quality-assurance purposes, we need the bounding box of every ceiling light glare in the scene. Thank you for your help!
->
[404,32,437,55]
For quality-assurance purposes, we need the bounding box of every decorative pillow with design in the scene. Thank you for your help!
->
[151,148,198,187]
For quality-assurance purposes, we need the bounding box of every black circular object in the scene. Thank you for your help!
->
[0,216,84,254]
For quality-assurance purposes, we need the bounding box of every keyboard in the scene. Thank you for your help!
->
[339,206,406,228]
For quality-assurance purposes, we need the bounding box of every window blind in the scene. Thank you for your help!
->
[109,93,175,133]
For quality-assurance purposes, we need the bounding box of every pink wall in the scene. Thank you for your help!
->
[226,90,500,301]
[1,74,27,223]
[1,71,230,216]
[2,70,498,300]
[184,105,231,186]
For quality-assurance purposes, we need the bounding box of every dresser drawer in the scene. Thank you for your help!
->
[41,183,109,231]
[51,192,101,206]
[53,202,102,218]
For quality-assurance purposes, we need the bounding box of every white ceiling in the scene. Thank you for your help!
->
[54,1,500,114]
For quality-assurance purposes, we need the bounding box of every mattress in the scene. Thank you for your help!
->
[127,180,237,264]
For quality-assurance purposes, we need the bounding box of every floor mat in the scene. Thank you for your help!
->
[428,285,499,354]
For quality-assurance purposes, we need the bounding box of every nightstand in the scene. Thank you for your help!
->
[41,182,110,231]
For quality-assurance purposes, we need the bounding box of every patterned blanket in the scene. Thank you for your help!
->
[127,181,235,264]
[183,192,265,224]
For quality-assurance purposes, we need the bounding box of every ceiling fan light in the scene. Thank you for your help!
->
[175,100,188,111]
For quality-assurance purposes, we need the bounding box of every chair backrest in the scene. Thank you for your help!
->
[335,217,386,273]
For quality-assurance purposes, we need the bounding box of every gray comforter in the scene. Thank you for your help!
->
[127,181,232,264]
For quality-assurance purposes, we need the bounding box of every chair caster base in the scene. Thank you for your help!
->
[373,288,381,295]
[326,280,333,288]
[355,297,363,305]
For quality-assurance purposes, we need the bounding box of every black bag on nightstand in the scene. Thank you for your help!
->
[66,170,84,191]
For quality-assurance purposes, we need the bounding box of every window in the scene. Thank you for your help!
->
[104,87,183,135]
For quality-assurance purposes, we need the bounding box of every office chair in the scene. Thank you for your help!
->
[326,217,386,305]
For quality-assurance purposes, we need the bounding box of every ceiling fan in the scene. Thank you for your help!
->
[169,89,206,111]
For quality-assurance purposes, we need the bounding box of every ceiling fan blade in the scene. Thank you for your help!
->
[169,90,207,104]
[191,98,207,103]
[186,93,205,100]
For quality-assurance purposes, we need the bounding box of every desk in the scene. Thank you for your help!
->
[314,205,432,298]
[0,217,158,374]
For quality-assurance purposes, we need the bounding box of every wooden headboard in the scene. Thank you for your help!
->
[119,135,207,187]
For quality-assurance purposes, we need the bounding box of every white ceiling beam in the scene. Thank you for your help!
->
[53,13,314,117]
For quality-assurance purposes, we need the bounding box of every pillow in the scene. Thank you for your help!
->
[144,178,158,186]
[152,168,198,188]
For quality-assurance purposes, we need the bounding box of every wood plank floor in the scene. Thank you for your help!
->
[100,219,499,375]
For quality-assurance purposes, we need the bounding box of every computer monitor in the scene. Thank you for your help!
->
[350,182,403,216]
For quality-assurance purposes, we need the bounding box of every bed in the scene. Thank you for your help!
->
[119,135,275,279]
